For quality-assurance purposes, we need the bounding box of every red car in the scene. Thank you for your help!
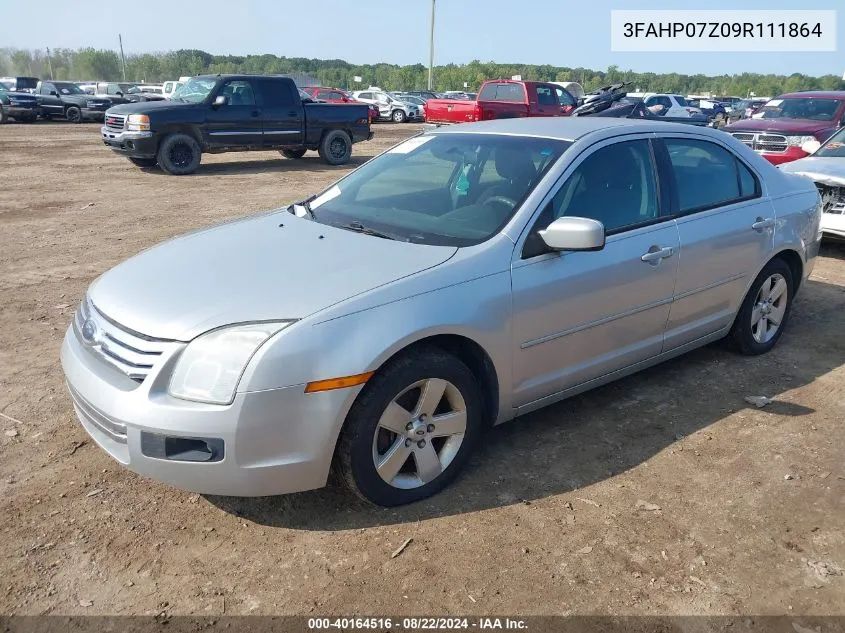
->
[301,87,379,123]
[725,91,845,165]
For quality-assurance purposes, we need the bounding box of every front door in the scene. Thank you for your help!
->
[205,79,263,149]
[256,79,304,148]
[37,82,63,116]
[656,136,775,350]
[511,138,679,409]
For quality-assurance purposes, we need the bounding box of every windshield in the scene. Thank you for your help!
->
[757,97,842,121]
[54,83,83,95]
[814,126,845,158]
[306,134,570,246]
[172,78,216,103]
[0,85,7,94]
[298,88,313,101]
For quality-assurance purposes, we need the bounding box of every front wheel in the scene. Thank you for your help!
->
[157,133,201,175]
[391,109,407,123]
[281,148,307,159]
[65,106,82,123]
[730,258,794,355]
[128,157,157,168]
[318,130,352,165]
[337,347,483,506]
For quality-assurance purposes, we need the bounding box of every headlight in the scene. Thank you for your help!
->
[168,322,293,405]
[127,114,150,132]
[787,135,818,147]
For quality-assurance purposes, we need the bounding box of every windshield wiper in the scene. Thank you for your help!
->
[338,221,399,241]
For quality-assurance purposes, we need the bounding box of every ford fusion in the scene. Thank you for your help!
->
[62,118,822,506]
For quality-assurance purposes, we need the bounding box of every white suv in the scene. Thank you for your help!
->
[352,90,420,123]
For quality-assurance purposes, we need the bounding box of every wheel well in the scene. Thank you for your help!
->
[775,249,803,291]
[383,335,499,425]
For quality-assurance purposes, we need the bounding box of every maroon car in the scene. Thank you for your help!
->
[301,87,379,123]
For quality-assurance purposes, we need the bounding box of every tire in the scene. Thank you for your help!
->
[391,109,407,123]
[0,108,5,124]
[65,106,82,123]
[156,133,201,175]
[128,157,157,168]
[281,148,307,159]
[337,347,484,506]
[318,129,352,166]
[730,258,794,356]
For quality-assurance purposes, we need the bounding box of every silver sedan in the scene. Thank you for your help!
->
[61,118,822,506]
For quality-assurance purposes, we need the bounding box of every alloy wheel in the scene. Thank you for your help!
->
[751,273,788,344]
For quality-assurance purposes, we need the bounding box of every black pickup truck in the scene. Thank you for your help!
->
[100,74,373,174]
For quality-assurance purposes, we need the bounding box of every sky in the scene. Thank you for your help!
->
[1,0,842,76]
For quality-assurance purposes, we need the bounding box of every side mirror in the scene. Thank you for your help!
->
[801,139,821,155]
[539,217,605,252]
[213,95,228,107]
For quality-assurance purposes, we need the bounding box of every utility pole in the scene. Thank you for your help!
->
[428,0,436,90]
[118,33,127,81]
[45,47,54,80]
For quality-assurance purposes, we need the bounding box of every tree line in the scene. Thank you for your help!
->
[2,47,843,97]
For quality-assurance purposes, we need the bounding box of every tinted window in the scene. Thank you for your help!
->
[536,85,556,106]
[758,97,842,121]
[674,96,688,106]
[478,82,524,103]
[664,139,759,212]
[258,80,294,106]
[547,140,659,234]
[358,92,372,100]
[316,90,334,100]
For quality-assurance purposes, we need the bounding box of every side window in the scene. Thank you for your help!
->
[523,140,659,258]
[42,82,55,94]
[329,91,345,100]
[358,92,372,100]
[535,85,556,106]
[258,80,294,107]
[494,83,525,102]
[555,87,576,107]
[664,138,759,212]
[107,84,120,95]
[659,96,672,109]
[315,90,332,100]
[220,80,256,106]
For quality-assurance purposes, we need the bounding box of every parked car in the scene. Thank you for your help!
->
[779,126,845,240]
[686,98,728,124]
[300,87,379,122]
[425,80,576,125]
[391,93,427,120]
[100,74,372,174]
[124,85,166,102]
[551,82,585,101]
[34,81,111,122]
[642,94,702,118]
[92,82,140,105]
[725,91,845,165]
[575,95,709,127]
[405,90,440,101]
[727,98,769,122]
[60,117,820,505]
[0,76,39,93]
[162,78,190,99]
[352,90,421,123]
[0,84,39,122]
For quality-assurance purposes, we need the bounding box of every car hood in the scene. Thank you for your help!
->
[779,156,845,186]
[89,211,458,341]
[105,99,193,115]
[725,118,833,134]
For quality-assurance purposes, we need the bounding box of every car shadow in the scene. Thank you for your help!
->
[139,154,375,177]
[206,277,844,530]
[819,241,845,261]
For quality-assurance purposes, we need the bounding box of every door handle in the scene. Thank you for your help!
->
[251,110,261,117]
[751,217,775,232]
[641,246,674,263]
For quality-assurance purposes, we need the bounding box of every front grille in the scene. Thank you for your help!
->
[105,114,125,131]
[74,301,172,383]
[730,132,788,153]
[67,383,127,443]
[816,184,845,215]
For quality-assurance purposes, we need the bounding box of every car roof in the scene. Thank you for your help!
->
[777,91,845,99]
[429,116,718,142]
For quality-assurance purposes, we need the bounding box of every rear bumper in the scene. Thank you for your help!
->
[101,127,158,157]
[350,125,372,144]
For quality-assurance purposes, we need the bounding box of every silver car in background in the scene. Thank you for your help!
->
[61,118,822,506]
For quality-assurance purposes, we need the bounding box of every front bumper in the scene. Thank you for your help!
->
[61,323,351,497]
[758,146,809,165]
[7,105,38,119]
[101,127,158,157]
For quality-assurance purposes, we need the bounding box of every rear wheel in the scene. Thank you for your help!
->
[128,157,157,168]
[157,133,201,175]
[391,109,406,123]
[337,347,483,506]
[318,129,352,165]
[281,148,307,159]
[0,108,5,124]
[65,106,82,123]
[730,258,794,356]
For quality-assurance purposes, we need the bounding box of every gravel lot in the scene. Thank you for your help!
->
[0,121,844,617]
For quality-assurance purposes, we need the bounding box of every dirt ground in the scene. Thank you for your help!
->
[0,121,843,619]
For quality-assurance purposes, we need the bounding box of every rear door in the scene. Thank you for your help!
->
[205,79,263,148]
[257,79,304,147]
[656,135,774,350]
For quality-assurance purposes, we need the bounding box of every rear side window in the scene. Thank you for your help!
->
[535,85,556,106]
[258,80,295,106]
[358,92,372,100]
[664,138,760,213]
[478,82,524,103]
